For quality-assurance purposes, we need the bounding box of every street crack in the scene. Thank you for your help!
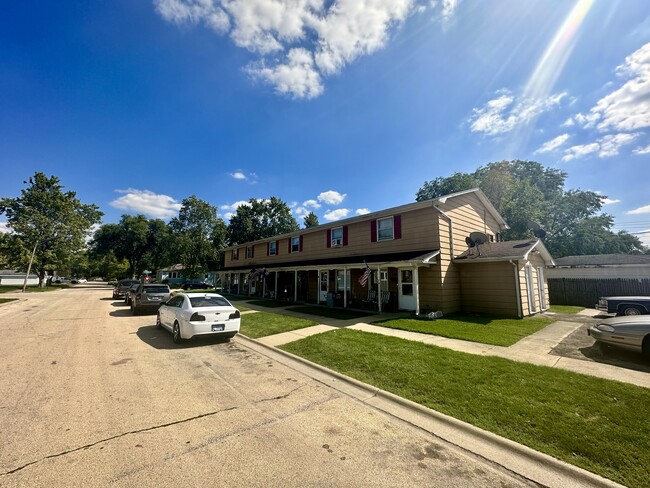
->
[1,406,239,476]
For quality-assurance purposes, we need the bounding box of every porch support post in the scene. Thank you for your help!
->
[262,274,266,298]
[294,270,298,302]
[274,272,278,300]
[414,265,420,315]
[237,273,241,295]
[343,268,348,308]
[377,266,382,313]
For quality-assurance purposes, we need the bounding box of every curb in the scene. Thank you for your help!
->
[236,334,624,488]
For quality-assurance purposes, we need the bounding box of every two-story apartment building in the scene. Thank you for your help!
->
[220,189,554,318]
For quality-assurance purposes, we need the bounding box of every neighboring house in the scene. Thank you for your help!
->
[156,265,218,286]
[220,189,554,318]
[547,254,650,307]
[0,270,39,286]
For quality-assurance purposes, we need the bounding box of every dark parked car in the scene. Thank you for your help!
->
[181,280,213,290]
[595,296,650,316]
[125,283,141,305]
[131,284,171,315]
[588,315,650,357]
[113,279,140,299]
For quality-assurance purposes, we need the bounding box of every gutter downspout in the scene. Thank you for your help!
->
[510,260,523,318]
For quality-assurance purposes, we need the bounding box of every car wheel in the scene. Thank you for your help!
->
[643,336,650,360]
[156,313,162,329]
[620,306,642,316]
[172,322,182,344]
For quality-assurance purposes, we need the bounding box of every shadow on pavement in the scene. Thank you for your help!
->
[136,325,233,350]
[109,309,136,318]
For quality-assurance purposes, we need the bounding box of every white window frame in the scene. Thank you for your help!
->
[269,241,277,256]
[331,227,343,247]
[336,269,351,291]
[291,236,300,253]
[232,249,239,261]
[246,246,254,259]
[377,217,394,241]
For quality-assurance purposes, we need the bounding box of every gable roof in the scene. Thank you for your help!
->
[454,239,554,265]
[552,254,650,267]
[224,188,508,249]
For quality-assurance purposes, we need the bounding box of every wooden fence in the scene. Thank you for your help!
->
[548,278,650,307]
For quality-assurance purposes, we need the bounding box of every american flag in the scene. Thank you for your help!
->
[358,263,371,287]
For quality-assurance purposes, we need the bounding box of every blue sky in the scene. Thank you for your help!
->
[1,0,650,246]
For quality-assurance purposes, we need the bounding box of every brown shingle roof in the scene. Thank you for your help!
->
[455,239,549,263]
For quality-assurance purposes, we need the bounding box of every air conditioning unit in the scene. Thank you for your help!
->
[331,238,342,247]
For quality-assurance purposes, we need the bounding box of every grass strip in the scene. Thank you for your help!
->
[548,305,586,314]
[0,298,18,304]
[281,329,649,487]
[240,311,317,338]
[286,306,374,320]
[0,285,62,294]
[371,314,553,347]
[247,299,295,308]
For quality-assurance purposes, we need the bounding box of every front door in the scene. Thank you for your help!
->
[319,270,329,303]
[537,266,547,310]
[398,268,416,311]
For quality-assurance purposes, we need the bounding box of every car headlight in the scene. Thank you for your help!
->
[596,324,615,332]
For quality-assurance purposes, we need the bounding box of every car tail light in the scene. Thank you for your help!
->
[190,312,206,321]
[229,310,241,320]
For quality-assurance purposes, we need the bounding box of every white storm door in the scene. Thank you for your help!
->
[319,271,329,303]
[398,269,416,311]
[537,267,547,310]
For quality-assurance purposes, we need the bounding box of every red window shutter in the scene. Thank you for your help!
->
[394,215,402,239]
[288,238,292,253]
[343,226,348,246]
[267,242,270,256]
[326,229,331,248]
[299,235,304,252]
[370,220,377,242]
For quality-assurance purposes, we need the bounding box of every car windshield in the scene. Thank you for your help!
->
[143,286,169,293]
[189,296,231,308]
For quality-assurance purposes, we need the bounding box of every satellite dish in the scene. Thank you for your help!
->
[465,236,475,248]
[527,220,547,239]
[469,231,489,245]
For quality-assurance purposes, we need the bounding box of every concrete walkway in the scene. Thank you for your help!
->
[241,304,650,389]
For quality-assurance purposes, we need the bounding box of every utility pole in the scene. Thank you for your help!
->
[22,241,38,293]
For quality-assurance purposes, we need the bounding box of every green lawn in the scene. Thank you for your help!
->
[281,329,650,487]
[240,312,318,338]
[286,306,374,320]
[0,298,18,305]
[549,305,586,314]
[235,305,251,312]
[247,299,295,308]
[371,314,554,347]
[0,285,64,294]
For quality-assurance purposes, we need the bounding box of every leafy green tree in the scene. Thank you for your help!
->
[169,196,227,279]
[415,161,645,257]
[0,173,102,286]
[303,211,319,228]
[90,215,171,278]
[227,197,299,244]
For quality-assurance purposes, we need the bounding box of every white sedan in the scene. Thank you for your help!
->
[157,293,241,344]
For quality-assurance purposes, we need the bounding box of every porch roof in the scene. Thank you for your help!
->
[454,239,554,265]
[222,249,440,272]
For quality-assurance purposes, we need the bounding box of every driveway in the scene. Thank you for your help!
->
[0,283,529,487]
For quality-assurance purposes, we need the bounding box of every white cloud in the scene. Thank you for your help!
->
[561,133,639,161]
[230,171,247,180]
[469,90,566,136]
[224,212,235,220]
[292,206,310,217]
[317,190,346,205]
[110,189,182,219]
[601,197,620,205]
[561,117,575,127]
[220,200,251,211]
[0,221,10,233]
[535,133,570,153]
[633,143,650,155]
[627,205,650,215]
[302,199,321,209]
[156,0,418,99]
[324,208,350,221]
[355,208,370,215]
[574,42,650,132]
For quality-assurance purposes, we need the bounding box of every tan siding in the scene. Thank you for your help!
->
[459,262,519,317]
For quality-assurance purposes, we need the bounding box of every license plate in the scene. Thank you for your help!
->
[211,324,225,332]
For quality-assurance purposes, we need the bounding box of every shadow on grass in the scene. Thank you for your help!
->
[286,306,374,320]
[247,299,295,308]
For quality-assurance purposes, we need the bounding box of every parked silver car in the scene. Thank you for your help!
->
[588,315,650,357]
[130,284,171,315]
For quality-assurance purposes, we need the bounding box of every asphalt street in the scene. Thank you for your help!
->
[0,283,531,487]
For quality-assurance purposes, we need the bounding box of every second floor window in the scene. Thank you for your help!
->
[232,249,239,260]
[291,236,300,253]
[246,246,254,259]
[331,227,343,247]
[377,217,394,241]
[269,241,277,256]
